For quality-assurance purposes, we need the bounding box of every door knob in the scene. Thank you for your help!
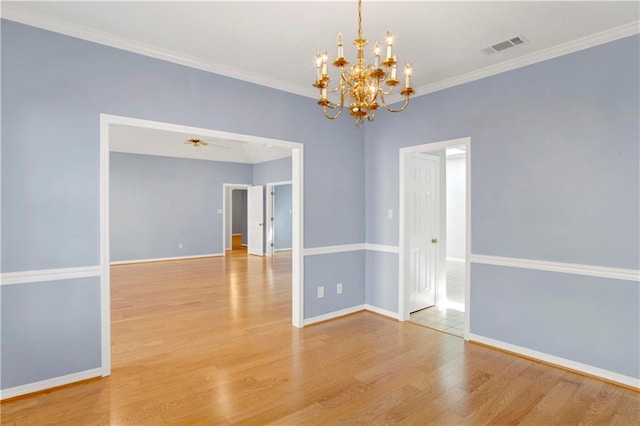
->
[431,238,438,244]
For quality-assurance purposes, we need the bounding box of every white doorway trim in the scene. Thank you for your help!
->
[100,113,305,377]
[266,180,293,257]
[398,137,471,340]
[223,184,250,253]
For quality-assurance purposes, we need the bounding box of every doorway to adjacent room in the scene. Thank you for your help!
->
[399,137,470,339]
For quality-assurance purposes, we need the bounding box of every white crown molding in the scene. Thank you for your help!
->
[470,334,639,390]
[110,253,223,266]
[303,243,366,256]
[3,5,636,102]
[0,4,317,99]
[1,266,101,286]
[0,368,102,400]
[471,254,640,282]
[391,20,640,102]
[365,244,399,254]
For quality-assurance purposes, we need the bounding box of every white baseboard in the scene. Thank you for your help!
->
[469,334,639,390]
[0,368,102,400]
[365,304,399,320]
[304,305,366,326]
[303,304,401,326]
[110,253,223,265]
[275,248,292,252]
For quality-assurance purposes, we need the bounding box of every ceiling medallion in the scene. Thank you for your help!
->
[313,0,414,127]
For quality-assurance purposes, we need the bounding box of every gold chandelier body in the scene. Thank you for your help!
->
[313,0,414,126]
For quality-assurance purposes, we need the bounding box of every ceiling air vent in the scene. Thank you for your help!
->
[482,35,528,55]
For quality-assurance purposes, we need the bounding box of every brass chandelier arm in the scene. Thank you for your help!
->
[322,104,344,120]
[379,91,411,113]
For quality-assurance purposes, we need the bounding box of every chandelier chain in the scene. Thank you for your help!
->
[357,0,363,39]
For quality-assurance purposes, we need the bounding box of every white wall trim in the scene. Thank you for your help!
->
[0,368,102,400]
[470,334,640,390]
[303,305,366,326]
[365,244,399,254]
[471,254,640,282]
[303,243,366,256]
[1,266,101,286]
[388,20,640,103]
[4,5,637,103]
[110,253,223,266]
[365,304,399,320]
[446,257,465,263]
[275,248,292,252]
[0,5,317,100]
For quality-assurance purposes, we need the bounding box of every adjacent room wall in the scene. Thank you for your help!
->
[365,35,640,381]
[445,154,466,262]
[110,153,252,262]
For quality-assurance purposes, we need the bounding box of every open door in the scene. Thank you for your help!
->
[406,153,440,312]
[248,185,264,256]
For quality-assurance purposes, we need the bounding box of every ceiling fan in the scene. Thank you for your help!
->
[184,138,232,150]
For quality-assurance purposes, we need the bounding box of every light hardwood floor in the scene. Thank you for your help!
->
[2,250,638,425]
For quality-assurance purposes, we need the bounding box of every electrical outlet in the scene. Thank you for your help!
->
[337,283,343,294]
[317,286,324,299]
[178,242,183,249]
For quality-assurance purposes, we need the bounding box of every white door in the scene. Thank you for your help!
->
[248,185,264,256]
[406,153,440,313]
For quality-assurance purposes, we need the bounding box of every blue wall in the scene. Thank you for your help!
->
[110,152,252,261]
[1,20,365,390]
[1,277,101,389]
[2,16,637,392]
[365,35,640,378]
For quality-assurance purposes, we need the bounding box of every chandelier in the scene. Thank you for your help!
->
[313,0,414,127]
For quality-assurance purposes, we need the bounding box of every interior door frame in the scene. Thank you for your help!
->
[265,180,293,257]
[399,137,471,340]
[100,113,305,377]
[223,184,250,253]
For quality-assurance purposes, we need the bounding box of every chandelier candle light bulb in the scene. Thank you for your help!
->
[386,31,393,60]
[405,63,412,88]
[312,0,415,126]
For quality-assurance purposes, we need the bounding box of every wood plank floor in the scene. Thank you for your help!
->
[2,250,638,425]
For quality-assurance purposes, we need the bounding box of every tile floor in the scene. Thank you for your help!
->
[410,261,465,337]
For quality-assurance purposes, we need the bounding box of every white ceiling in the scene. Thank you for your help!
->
[110,124,292,164]
[3,1,638,161]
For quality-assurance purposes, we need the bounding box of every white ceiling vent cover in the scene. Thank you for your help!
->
[483,35,528,55]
